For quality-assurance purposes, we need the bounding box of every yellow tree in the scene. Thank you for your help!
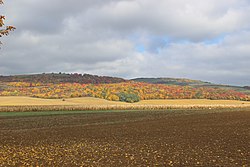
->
[0,0,15,45]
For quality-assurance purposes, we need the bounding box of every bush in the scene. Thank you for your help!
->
[118,92,140,103]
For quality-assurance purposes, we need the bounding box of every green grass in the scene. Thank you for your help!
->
[0,110,143,117]
[1,108,245,118]
[0,109,187,117]
[0,110,111,117]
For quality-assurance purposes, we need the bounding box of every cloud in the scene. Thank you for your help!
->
[85,0,250,40]
[140,31,250,85]
[1,0,250,85]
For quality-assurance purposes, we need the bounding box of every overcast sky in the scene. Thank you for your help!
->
[1,0,250,85]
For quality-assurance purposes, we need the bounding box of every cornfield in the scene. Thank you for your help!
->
[1,104,250,112]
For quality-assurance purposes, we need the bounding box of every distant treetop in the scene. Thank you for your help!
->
[0,73,127,84]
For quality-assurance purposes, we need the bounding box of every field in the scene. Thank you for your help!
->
[0,96,127,106]
[1,96,250,112]
[1,96,250,106]
[0,108,250,166]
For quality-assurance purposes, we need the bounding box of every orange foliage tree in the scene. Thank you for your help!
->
[0,0,15,45]
[1,81,249,102]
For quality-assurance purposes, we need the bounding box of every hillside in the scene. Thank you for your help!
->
[0,73,249,103]
[132,78,250,95]
[0,81,249,102]
[0,73,126,84]
[132,77,212,85]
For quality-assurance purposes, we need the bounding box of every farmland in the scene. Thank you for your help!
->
[0,74,250,166]
[0,108,250,166]
[0,96,126,106]
[0,96,250,112]
[1,96,250,106]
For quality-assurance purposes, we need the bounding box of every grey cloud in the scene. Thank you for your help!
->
[1,0,250,85]
[84,0,250,41]
[142,31,250,85]
[3,0,121,34]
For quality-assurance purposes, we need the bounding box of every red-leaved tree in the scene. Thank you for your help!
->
[0,0,15,45]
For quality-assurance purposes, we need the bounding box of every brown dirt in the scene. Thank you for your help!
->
[0,109,250,166]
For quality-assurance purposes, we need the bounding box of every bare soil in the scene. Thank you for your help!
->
[0,109,250,166]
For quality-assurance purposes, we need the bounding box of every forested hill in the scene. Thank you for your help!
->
[0,74,249,102]
[0,73,126,84]
[131,78,211,86]
[132,78,250,95]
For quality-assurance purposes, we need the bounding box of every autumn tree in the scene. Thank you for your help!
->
[0,0,15,45]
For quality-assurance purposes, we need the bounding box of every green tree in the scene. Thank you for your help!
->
[118,92,140,103]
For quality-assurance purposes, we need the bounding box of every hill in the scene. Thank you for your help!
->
[0,73,126,84]
[131,78,211,86]
[0,81,249,102]
[132,78,250,95]
[0,73,249,103]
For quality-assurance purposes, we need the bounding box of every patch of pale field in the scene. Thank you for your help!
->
[136,99,250,106]
[0,96,127,106]
[0,96,249,106]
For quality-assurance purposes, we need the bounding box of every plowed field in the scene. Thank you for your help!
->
[0,109,250,166]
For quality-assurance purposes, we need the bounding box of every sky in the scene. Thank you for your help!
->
[1,0,250,86]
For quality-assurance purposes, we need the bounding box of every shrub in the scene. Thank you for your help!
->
[118,92,140,103]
